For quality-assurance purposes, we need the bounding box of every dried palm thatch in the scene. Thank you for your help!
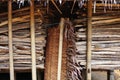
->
[0,0,120,12]
[64,19,83,80]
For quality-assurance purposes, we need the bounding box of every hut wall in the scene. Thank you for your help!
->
[76,24,120,70]
[92,71,107,80]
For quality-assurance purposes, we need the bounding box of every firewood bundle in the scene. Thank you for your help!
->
[75,16,120,70]
[0,6,47,70]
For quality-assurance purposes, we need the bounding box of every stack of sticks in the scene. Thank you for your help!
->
[0,6,47,70]
[75,18,120,70]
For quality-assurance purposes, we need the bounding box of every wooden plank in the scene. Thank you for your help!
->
[30,0,37,80]
[8,0,15,80]
[86,0,92,80]
[57,18,64,80]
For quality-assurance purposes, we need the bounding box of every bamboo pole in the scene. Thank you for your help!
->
[8,0,15,80]
[30,0,37,80]
[71,0,76,14]
[86,0,92,80]
[57,18,64,80]
[51,0,62,14]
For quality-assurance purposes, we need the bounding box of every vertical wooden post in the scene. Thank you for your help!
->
[14,72,16,80]
[57,18,64,80]
[107,70,115,80]
[37,70,41,80]
[8,0,15,80]
[86,0,92,80]
[30,0,37,80]
[107,70,110,80]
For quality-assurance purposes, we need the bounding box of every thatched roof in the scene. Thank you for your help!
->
[0,0,120,14]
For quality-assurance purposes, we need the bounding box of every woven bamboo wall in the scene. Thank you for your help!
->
[44,26,67,80]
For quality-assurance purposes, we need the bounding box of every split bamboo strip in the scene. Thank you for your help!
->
[8,0,15,80]
[57,18,64,80]
[86,0,92,80]
[30,0,37,80]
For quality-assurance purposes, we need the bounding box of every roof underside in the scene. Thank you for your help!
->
[0,0,120,14]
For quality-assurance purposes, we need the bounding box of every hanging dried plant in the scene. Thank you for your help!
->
[64,20,83,80]
[78,0,87,8]
[102,0,118,12]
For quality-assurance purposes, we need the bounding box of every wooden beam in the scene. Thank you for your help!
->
[51,0,62,14]
[57,18,64,80]
[86,0,92,80]
[30,0,37,80]
[71,0,76,14]
[8,0,15,80]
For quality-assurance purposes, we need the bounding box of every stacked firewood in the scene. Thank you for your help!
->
[75,16,120,70]
[0,6,47,70]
